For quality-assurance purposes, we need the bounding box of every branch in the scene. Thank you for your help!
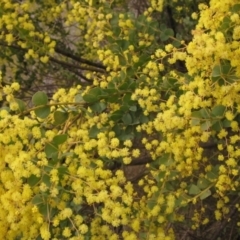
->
[65,67,93,83]
[166,5,177,37]
[49,57,106,73]
[130,156,152,166]
[55,47,106,70]
[0,41,106,72]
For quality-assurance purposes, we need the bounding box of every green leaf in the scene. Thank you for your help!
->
[197,178,211,190]
[231,4,240,12]
[120,70,126,80]
[89,125,100,138]
[54,111,69,125]
[75,93,84,103]
[200,120,211,131]
[129,105,137,112]
[191,110,202,126]
[139,114,148,123]
[32,194,44,205]
[172,33,182,47]
[221,62,233,75]
[52,134,68,146]
[152,154,172,169]
[15,98,26,112]
[118,127,134,140]
[220,16,232,33]
[38,203,49,218]
[200,189,211,200]
[28,175,40,186]
[160,28,174,41]
[90,102,107,113]
[110,109,124,121]
[42,174,51,187]
[118,82,129,91]
[200,108,210,119]
[82,87,103,103]
[122,113,132,125]
[112,125,121,136]
[206,165,219,180]
[211,105,226,117]
[147,192,158,210]
[189,184,201,195]
[131,114,140,125]
[58,166,68,176]
[223,119,231,127]
[154,171,166,183]
[212,121,222,131]
[45,142,58,158]
[123,93,134,105]
[34,106,50,119]
[172,39,181,47]
[212,65,221,77]
[116,39,129,51]
[32,91,48,106]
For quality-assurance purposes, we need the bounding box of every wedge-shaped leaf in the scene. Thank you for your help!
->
[189,184,201,195]
[123,93,135,105]
[231,3,240,12]
[110,109,124,121]
[139,114,148,123]
[212,65,221,77]
[89,125,100,138]
[42,174,51,186]
[15,98,26,112]
[28,174,40,187]
[200,108,210,119]
[174,195,188,208]
[191,110,201,118]
[212,120,222,131]
[38,203,49,218]
[200,189,211,200]
[32,194,44,205]
[206,165,219,180]
[32,91,48,106]
[45,142,58,158]
[34,106,50,119]
[58,166,68,176]
[211,105,226,117]
[200,120,211,131]
[54,111,69,125]
[191,110,202,126]
[197,178,212,190]
[90,102,107,113]
[122,113,132,125]
[53,134,68,146]
[118,131,134,141]
[75,93,84,103]
[223,119,231,127]
[160,28,174,41]
[154,171,166,183]
[192,118,200,126]
[116,39,129,51]
[172,34,182,47]
[147,192,158,210]
[129,105,137,112]
[83,87,103,103]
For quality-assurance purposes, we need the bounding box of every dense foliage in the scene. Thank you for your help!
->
[1,0,240,239]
